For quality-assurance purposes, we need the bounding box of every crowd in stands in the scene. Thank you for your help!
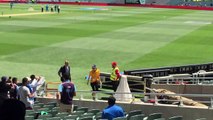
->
[0,75,44,109]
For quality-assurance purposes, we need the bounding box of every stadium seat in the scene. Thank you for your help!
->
[127,110,143,120]
[81,113,94,117]
[79,116,94,120]
[168,116,183,120]
[43,104,55,110]
[113,117,127,120]
[38,114,52,120]
[52,107,60,111]
[26,110,35,115]
[71,111,85,117]
[144,113,162,120]
[64,115,79,120]
[76,107,89,113]
[33,105,41,111]
[195,118,206,120]
[45,102,58,107]
[25,115,34,120]
[129,114,145,120]
[46,117,61,120]
[95,112,102,119]
[37,108,50,113]
[36,103,45,107]
[87,109,100,115]
[55,112,70,119]
[34,101,40,104]
[49,110,59,117]
[154,118,165,120]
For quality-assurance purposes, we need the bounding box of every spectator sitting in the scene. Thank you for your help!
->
[0,76,11,106]
[102,96,125,120]
[10,77,19,99]
[18,77,34,110]
[0,99,26,120]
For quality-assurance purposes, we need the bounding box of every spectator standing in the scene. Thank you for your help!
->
[18,77,34,109]
[87,64,101,99]
[29,75,44,95]
[57,74,76,113]
[57,5,60,13]
[58,60,71,82]
[0,76,11,106]
[102,96,125,120]
[41,6,44,12]
[110,62,121,92]
[45,4,49,12]
[10,2,14,10]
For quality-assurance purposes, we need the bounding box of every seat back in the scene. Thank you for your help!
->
[147,113,162,120]
[127,110,142,120]
[168,116,183,120]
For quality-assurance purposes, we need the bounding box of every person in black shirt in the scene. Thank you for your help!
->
[58,60,71,82]
[0,76,11,106]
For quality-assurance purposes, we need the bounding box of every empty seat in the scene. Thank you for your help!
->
[46,117,61,120]
[168,116,183,120]
[129,114,145,120]
[43,104,55,110]
[81,113,94,118]
[33,105,41,111]
[25,116,34,120]
[195,118,206,120]
[38,114,52,120]
[79,116,94,120]
[127,110,142,120]
[26,110,35,115]
[145,113,162,120]
[76,107,89,113]
[71,111,85,117]
[52,107,60,111]
[87,109,100,115]
[154,118,165,120]
[55,112,70,119]
[45,102,58,107]
[49,110,59,117]
[113,117,127,120]
[64,115,79,120]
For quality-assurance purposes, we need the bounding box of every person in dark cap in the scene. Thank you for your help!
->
[87,64,101,99]
[0,76,12,106]
[110,62,121,92]
[102,96,125,120]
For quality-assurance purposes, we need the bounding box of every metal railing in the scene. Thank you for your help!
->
[43,88,213,109]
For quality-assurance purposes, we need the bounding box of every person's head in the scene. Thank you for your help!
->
[30,74,36,81]
[12,77,18,84]
[108,96,116,106]
[92,64,97,71]
[1,76,7,83]
[111,62,117,68]
[65,60,69,66]
[0,99,26,120]
[22,77,29,86]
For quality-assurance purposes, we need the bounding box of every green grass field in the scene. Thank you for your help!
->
[1,3,213,91]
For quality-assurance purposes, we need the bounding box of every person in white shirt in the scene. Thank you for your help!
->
[18,77,34,110]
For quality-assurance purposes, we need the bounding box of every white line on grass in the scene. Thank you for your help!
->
[0,12,55,17]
